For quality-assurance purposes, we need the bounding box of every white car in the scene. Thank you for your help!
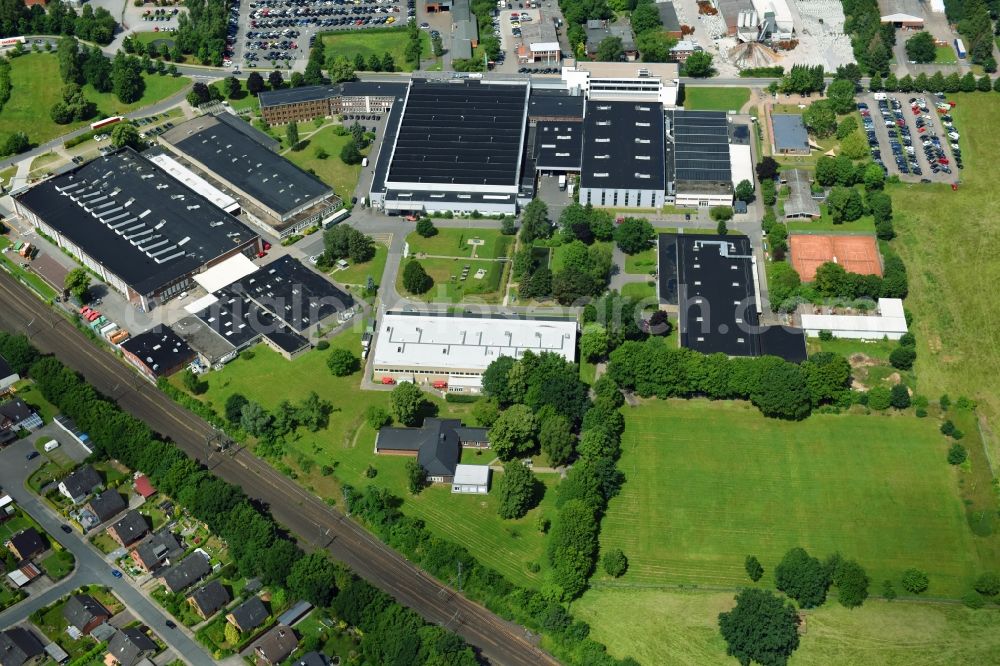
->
[309,254,320,265]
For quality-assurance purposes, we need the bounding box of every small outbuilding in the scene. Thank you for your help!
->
[451,464,491,494]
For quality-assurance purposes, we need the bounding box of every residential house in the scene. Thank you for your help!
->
[226,596,269,634]
[130,531,183,574]
[58,465,103,504]
[292,653,328,666]
[0,355,19,394]
[85,490,127,524]
[0,399,42,435]
[186,581,230,620]
[375,419,490,484]
[4,528,45,561]
[63,594,111,636]
[0,627,46,666]
[106,511,149,549]
[252,626,298,666]
[132,476,156,500]
[159,552,211,594]
[104,629,157,666]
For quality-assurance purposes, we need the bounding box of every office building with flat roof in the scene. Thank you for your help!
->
[561,61,680,107]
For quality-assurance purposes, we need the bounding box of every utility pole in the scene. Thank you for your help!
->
[457,560,462,592]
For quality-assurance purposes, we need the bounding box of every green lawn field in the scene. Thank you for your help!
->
[330,243,388,288]
[623,247,656,275]
[887,93,1000,461]
[281,125,365,203]
[599,399,997,597]
[574,588,1000,666]
[397,257,506,303]
[935,45,958,64]
[0,53,189,148]
[620,281,655,301]
[321,28,430,73]
[176,332,552,587]
[683,87,750,112]
[406,228,511,259]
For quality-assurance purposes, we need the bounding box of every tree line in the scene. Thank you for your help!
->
[0,331,477,665]
[0,1,116,45]
[871,69,1000,94]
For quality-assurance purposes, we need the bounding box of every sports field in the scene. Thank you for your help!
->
[574,588,1000,666]
[599,400,996,597]
[789,233,882,281]
[683,87,750,112]
[888,93,1000,461]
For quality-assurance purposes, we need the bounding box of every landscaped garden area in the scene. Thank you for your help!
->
[281,125,366,202]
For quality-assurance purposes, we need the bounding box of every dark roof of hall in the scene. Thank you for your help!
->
[534,121,583,170]
[580,100,665,191]
[528,89,585,118]
[671,110,733,184]
[14,148,257,295]
[386,80,529,187]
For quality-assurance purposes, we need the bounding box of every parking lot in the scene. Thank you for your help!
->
[490,6,565,74]
[858,92,962,184]
[228,0,415,70]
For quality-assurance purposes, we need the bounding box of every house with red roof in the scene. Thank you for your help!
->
[133,475,156,500]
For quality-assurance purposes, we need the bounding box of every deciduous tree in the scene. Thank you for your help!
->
[718,589,800,666]
[497,461,538,519]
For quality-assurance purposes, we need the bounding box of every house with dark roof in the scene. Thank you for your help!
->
[159,551,211,594]
[130,530,183,574]
[0,627,46,666]
[119,327,195,382]
[584,19,637,60]
[105,628,157,666]
[4,528,46,561]
[226,596,269,633]
[292,653,328,666]
[375,419,489,484]
[186,580,230,619]
[84,489,127,524]
[0,399,42,434]
[107,511,150,549]
[58,465,103,504]
[62,594,111,635]
[771,113,810,155]
[252,626,298,666]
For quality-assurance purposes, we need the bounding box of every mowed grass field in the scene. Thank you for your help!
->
[281,125,365,202]
[574,588,1000,666]
[405,228,511,259]
[683,86,750,112]
[599,400,995,597]
[321,28,430,72]
[888,93,1000,460]
[0,54,188,147]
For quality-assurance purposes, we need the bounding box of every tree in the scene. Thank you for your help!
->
[889,345,916,370]
[327,348,359,376]
[684,50,714,77]
[840,132,869,160]
[815,156,836,186]
[538,414,575,467]
[497,461,537,519]
[224,394,249,425]
[735,179,755,203]
[546,499,598,598]
[596,36,624,62]
[405,459,426,494]
[977,74,992,92]
[268,70,284,89]
[602,548,628,577]
[365,405,391,430]
[520,199,551,244]
[745,555,764,582]
[390,382,426,426]
[340,140,362,165]
[718,589,800,666]
[716,219,728,236]
[287,552,338,606]
[224,621,241,645]
[247,72,265,94]
[826,186,863,224]
[905,31,936,63]
[947,443,967,465]
[890,384,911,409]
[181,369,207,395]
[402,260,433,295]
[710,206,733,222]
[825,78,856,115]
[882,579,897,600]
[866,385,891,411]
[756,157,780,181]
[415,218,437,237]
[863,163,885,192]
[836,115,858,140]
[64,268,91,301]
[580,323,610,362]
[749,357,812,421]
[327,54,355,83]
[803,100,836,138]
[637,31,676,63]
[775,547,830,608]
[110,53,144,104]
[431,33,444,57]
[285,121,299,149]
[901,568,928,594]
[832,559,869,608]
[489,404,537,461]
[974,572,1000,596]
[614,217,655,254]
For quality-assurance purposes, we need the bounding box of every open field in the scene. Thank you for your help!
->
[599,399,998,597]
[887,93,1000,460]
[405,228,511,259]
[574,588,1000,666]
[683,87,750,112]
[281,125,364,203]
[0,54,188,148]
[175,333,551,587]
[321,28,430,73]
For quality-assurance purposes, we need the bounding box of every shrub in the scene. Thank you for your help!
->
[326,348,359,376]
[866,386,891,411]
[365,405,391,430]
[602,548,628,577]
[947,443,967,465]
[415,217,437,237]
[889,345,916,370]
[882,579,896,600]
[315,340,330,350]
[974,572,1000,596]
[901,568,928,594]
[819,330,833,341]
[745,555,764,582]
[889,384,911,409]
[962,591,985,609]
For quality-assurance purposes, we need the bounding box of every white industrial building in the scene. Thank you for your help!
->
[452,464,491,494]
[371,311,578,391]
[750,0,794,36]
[799,298,908,340]
[561,61,680,108]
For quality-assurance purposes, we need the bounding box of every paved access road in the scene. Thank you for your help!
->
[0,272,556,666]
[0,438,215,666]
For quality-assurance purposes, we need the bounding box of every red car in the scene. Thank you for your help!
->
[938,157,949,164]
[262,241,272,251]
[381,376,396,385]
[404,214,418,222]
[79,306,91,315]
[87,311,100,322]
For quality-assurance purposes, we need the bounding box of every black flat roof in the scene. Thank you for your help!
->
[15,148,257,295]
[236,256,353,333]
[658,2,681,31]
[161,115,333,217]
[671,110,733,185]
[386,80,529,187]
[528,89,585,119]
[534,121,583,171]
[370,98,405,196]
[120,326,195,376]
[669,234,806,362]
[581,101,665,191]
[342,81,408,98]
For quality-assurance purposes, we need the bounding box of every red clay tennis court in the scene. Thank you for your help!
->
[789,234,882,282]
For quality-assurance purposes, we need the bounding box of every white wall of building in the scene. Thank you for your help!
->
[729,144,754,188]
[674,191,734,207]
[580,186,664,209]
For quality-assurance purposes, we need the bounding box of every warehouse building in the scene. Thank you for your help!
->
[13,148,260,311]
[800,298,908,340]
[579,100,666,209]
[258,82,407,125]
[658,233,806,361]
[160,115,340,239]
[371,79,531,215]
[561,61,680,107]
[372,311,577,391]
[527,89,585,122]
[670,110,735,206]
[879,0,924,27]
[119,326,196,382]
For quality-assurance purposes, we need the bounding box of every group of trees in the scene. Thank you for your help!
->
[320,224,376,267]
[0,1,116,45]
[340,120,369,165]
[946,0,996,70]
[5,332,478,664]
[870,69,999,94]
[841,0,895,74]
[226,391,332,459]
[401,259,433,295]
[778,64,826,95]
[609,340,854,419]
[581,290,666,363]
[122,33,183,64]
[186,80,223,108]
[593,0,678,64]
[174,0,228,66]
